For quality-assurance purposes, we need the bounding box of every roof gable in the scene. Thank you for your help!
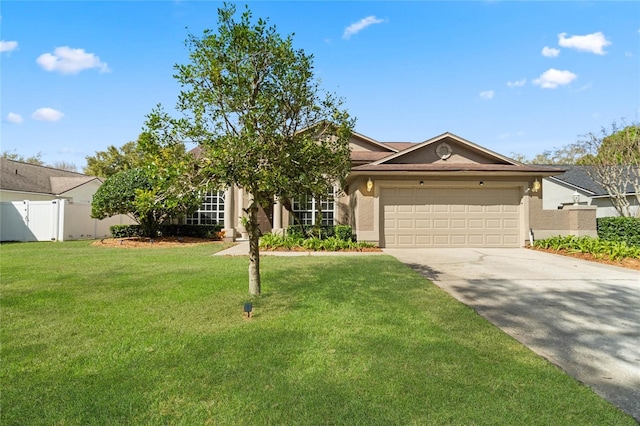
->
[373,132,517,166]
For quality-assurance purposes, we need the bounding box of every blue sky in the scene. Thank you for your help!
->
[1,1,639,170]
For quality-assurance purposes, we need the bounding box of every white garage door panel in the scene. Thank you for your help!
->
[382,187,521,248]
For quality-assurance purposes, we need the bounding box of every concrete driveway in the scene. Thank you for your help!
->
[383,247,640,421]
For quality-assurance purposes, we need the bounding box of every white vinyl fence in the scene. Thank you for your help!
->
[0,199,135,242]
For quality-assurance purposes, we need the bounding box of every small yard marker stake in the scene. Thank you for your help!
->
[244,302,253,318]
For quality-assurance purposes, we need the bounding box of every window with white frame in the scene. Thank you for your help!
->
[291,189,335,226]
[186,190,225,225]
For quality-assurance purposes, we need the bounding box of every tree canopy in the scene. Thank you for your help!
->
[91,112,206,236]
[159,4,354,294]
[84,141,143,178]
[2,150,45,165]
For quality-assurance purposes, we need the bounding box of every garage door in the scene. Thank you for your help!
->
[382,187,521,248]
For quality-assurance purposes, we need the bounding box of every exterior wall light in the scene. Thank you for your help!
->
[572,191,580,205]
[532,179,541,193]
[419,180,424,186]
[366,178,373,193]
[479,181,484,186]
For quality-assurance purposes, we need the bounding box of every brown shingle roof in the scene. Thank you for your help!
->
[382,142,416,151]
[0,158,99,195]
[350,151,394,162]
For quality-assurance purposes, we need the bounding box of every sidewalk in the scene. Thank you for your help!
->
[214,241,385,257]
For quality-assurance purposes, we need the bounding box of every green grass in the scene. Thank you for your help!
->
[1,241,635,425]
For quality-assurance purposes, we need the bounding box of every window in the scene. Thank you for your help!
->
[186,190,225,225]
[291,189,335,226]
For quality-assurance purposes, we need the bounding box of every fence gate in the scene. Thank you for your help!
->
[0,200,60,242]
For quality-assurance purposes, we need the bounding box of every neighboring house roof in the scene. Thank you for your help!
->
[548,165,638,197]
[0,158,100,196]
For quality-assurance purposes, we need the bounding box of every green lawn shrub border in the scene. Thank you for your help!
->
[285,224,354,241]
[110,224,224,239]
[597,217,640,246]
[533,235,640,260]
[260,233,376,251]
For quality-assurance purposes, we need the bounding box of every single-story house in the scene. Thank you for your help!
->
[543,165,639,218]
[0,158,134,241]
[0,157,102,203]
[188,132,599,247]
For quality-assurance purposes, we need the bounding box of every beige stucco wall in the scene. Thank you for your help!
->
[528,191,597,240]
[62,180,102,204]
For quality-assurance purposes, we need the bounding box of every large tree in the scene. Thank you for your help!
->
[84,141,143,177]
[163,4,354,295]
[577,122,640,217]
[91,113,205,236]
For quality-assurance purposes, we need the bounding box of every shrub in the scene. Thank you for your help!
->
[533,235,640,260]
[110,225,142,238]
[109,224,224,239]
[302,237,323,251]
[597,217,640,246]
[334,225,354,241]
[260,232,376,251]
[285,224,354,241]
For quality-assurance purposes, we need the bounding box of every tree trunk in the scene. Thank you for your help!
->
[247,202,261,295]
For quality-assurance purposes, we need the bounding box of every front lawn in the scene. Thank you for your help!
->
[1,241,634,425]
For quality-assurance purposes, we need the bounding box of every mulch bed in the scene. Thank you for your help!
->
[92,237,223,248]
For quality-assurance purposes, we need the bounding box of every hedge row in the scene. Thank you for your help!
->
[597,217,640,247]
[286,224,354,241]
[110,224,224,239]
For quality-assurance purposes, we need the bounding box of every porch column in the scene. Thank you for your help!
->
[272,197,284,236]
[223,187,235,242]
[237,188,248,239]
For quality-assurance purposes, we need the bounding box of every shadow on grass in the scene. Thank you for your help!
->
[399,259,640,422]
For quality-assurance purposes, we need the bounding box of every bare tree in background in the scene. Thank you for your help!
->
[52,161,78,172]
[577,122,640,217]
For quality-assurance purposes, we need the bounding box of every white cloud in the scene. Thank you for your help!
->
[479,90,495,100]
[32,107,65,122]
[0,40,18,53]
[6,112,23,123]
[625,52,633,57]
[533,68,577,89]
[541,46,560,57]
[343,16,385,40]
[558,32,611,55]
[576,83,593,92]
[36,46,110,74]
[507,79,526,88]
